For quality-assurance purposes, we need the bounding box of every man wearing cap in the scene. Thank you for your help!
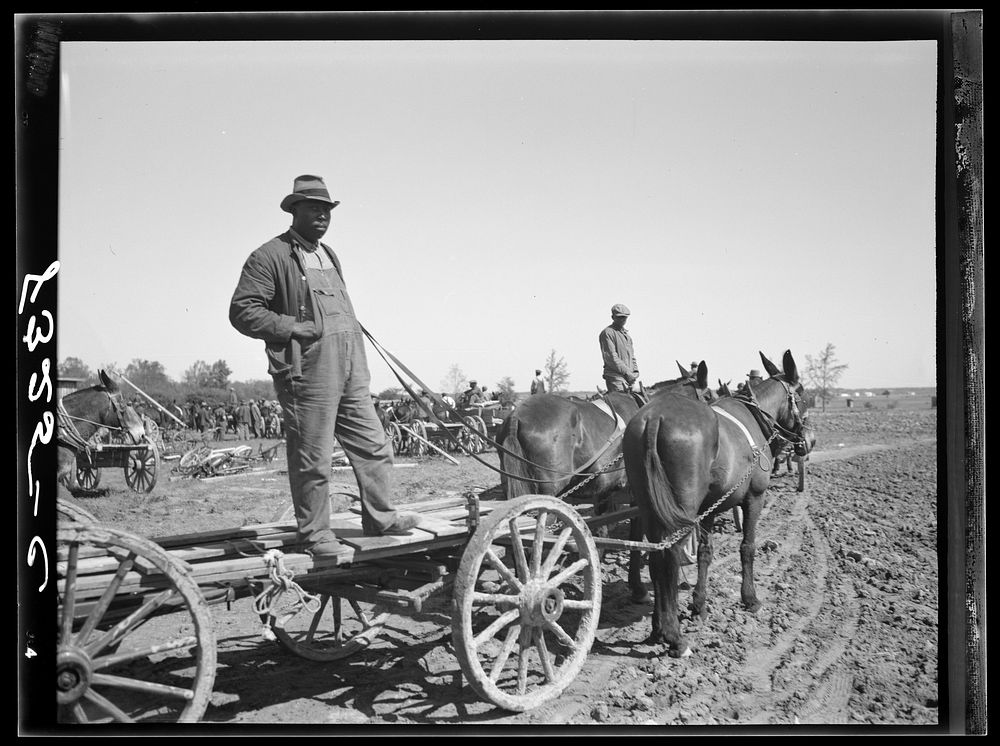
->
[460,380,485,407]
[530,369,546,395]
[746,369,764,390]
[599,304,640,393]
[229,175,421,557]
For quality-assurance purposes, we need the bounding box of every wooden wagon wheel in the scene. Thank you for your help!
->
[408,420,429,457]
[455,420,473,454]
[177,444,211,475]
[57,524,216,724]
[57,496,99,526]
[452,494,602,712]
[386,421,402,456]
[469,415,489,454]
[271,594,393,662]
[124,440,159,493]
[75,459,102,491]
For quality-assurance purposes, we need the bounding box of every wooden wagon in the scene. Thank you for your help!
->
[74,437,160,494]
[56,490,640,723]
[385,400,508,458]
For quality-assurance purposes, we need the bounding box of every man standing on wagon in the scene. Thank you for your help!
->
[599,303,640,393]
[229,174,421,558]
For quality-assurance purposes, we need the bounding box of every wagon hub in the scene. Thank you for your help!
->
[519,580,565,626]
[56,648,92,705]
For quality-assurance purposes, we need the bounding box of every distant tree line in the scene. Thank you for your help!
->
[61,345,581,421]
[58,356,276,422]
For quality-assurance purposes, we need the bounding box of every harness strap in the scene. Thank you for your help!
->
[569,396,627,476]
[57,398,93,457]
[711,405,758,449]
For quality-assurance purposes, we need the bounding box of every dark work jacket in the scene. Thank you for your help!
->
[229,231,346,380]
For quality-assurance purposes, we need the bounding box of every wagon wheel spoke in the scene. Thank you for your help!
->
[57,525,215,724]
[453,495,602,712]
[531,509,548,577]
[539,527,573,578]
[76,462,101,490]
[534,627,556,683]
[60,542,80,644]
[484,548,523,591]
[91,671,199,701]
[508,519,530,582]
[488,625,521,683]
[74,550,138,646]
[81,687,135,724]
[83,588,180,658]
[94,635,199,670]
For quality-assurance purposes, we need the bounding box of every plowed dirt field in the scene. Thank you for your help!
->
[60,398,940,730]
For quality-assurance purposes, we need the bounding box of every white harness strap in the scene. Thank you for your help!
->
[712,405,757,449]
[592,398,627,433]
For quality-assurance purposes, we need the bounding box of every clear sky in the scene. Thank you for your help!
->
[57,37,938,393]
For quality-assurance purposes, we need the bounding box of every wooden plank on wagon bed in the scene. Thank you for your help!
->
[344,495,470,516]
[150,522,301,548]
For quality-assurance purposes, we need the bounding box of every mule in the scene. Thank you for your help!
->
[622,350,809,657]
[57,370,146,491]
[496,361,717,602]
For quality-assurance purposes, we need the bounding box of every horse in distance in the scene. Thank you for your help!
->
[57,370,146,492]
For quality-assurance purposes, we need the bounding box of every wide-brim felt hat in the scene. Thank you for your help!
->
[280,174,341,213]
[747,369,763,378]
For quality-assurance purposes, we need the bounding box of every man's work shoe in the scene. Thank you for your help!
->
[305,537,345,558]
[364,511,423,537]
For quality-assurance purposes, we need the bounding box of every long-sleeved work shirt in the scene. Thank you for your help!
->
[599,324,639,384]
[229,230,356,380]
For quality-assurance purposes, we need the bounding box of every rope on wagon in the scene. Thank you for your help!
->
[252,549,322,641]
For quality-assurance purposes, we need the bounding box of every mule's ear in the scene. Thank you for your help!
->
[782,350,799,384]
[696,361,708,388]
[760,352,780,377]
[99,369,112,388]
[676,360,689,378]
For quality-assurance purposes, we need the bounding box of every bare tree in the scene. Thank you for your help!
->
[441,363,466,397]
[495,375,518,407]
[804,343,849,412]
[544,349,570,393]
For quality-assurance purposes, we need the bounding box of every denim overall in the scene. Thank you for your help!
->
[274,247,399,544]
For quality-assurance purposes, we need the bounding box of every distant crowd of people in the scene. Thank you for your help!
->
[129,392,284,441]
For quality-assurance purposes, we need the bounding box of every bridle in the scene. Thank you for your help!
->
[734,377,807,451]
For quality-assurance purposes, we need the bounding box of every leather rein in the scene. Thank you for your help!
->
[362,325,637,486]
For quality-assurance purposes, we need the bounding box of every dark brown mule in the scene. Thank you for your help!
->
[622,351,809,657]
[57,370,146,491]
[496,361,717,601]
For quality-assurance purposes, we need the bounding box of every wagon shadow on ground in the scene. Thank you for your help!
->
[203,618,531,724]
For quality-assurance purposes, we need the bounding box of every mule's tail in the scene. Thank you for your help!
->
[640,415,696,538]
[498,416,537,500]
